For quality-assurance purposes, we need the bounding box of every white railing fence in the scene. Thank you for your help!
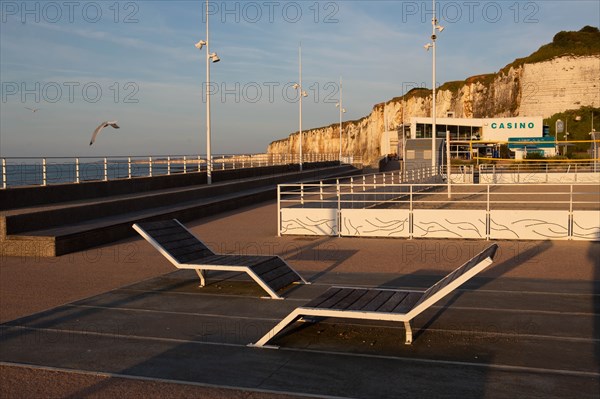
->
[1,153,360,189]
[477,163,600,184]
[278,181,600,241]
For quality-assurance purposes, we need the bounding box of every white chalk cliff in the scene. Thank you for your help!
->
[267,27,600,164]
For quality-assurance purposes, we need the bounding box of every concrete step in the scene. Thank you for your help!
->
[0,162,337,211]
[2,185,274,257]
[2,167,350,235]
[1,165,359,257]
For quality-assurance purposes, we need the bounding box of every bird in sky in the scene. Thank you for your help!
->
[25,107,40,112]
[90,121,120,145]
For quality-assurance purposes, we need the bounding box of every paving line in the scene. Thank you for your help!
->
[66,304,283,322]
[116,285,600,299]
[50,306,600,344]
[2,311,598,349]
[428,305,597,317]
[305,283,600,297]
[1,326,597,379]
[112,287,309,302]
[278,347,600,379]
[0,362,351,399]
[66,300,599,318]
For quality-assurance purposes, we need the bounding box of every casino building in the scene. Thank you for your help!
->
[396,115,555,161]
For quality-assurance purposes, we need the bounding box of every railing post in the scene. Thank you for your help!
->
[320,181,323,201]
[42,158,47,186]
[1,158,6,189]
[149,156,153,177]
[103,157,108,181]
[277,184,282,237]
[350,176,354,194]
[183,156,187,174]
[362,175,366,192]
[128,157,132,179]
[486,184,491,240]
[300,182,304,206]
[409,184,413,239]
[337,178,342,237]
[167,156,171,175]
[569,184,574,239]
[75,158,80,184]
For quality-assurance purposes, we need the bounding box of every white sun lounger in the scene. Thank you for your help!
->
[133,219,308,299]
[252,244,498,346]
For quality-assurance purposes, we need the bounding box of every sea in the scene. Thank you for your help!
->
[1,159,202,188]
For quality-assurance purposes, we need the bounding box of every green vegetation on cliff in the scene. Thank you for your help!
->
[393,26,599,103]
[544,106,600,153]
[500,26,600,74]
[269,27,600,153]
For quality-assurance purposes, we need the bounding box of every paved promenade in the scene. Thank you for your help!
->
[1,200,599,398]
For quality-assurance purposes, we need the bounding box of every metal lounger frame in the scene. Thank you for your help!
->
[133,219,309,299]
[252,244,498,345]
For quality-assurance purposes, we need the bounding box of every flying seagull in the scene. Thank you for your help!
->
[90,121,120,145]
[25,107,40,112]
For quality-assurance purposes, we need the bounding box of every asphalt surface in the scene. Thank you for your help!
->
[1,200,599,398]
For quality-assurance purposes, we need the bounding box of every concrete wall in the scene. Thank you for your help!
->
[0,162,337,210]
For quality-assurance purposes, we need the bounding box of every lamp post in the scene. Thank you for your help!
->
[424,0,444,171]
[592,111,597,172]
[555,119,563,155]
[293,45,307,171]
[195,0,220,184]
[336,76,346,164]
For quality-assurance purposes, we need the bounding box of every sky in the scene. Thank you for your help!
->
[0,0,598,157]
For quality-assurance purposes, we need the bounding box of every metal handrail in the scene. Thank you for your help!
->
[1,153,354,189]
[278,182,600,210]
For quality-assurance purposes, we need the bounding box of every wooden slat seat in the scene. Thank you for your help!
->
[133,219,308,299]
[252,244,498,346]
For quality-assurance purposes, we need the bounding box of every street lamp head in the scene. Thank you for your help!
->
[293,83,300,89]
[195,40,206,49]
[342,108,346,113]
[436,25,445,32]
[424,43,433,51]
[335,102,340,108]
[301,91,308,97]
[209,52,220,63]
